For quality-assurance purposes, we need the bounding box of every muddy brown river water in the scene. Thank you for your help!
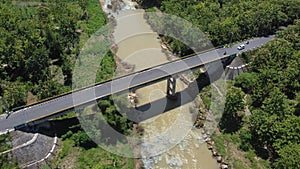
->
[110,5,219,169]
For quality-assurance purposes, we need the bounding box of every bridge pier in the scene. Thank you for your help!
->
[166,76,177,99]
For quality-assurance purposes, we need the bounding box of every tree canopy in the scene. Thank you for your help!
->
[234,20,300,167]
[141,0,300,56]
[219,86,245,132]
[0,0,103,109]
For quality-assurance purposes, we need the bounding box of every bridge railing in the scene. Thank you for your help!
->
[22,47,220,109]
[13,51,238,127]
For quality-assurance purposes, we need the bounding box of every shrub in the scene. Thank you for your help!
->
[61,130,73,140]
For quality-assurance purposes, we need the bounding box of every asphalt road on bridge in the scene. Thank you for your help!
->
[0,35,275,131]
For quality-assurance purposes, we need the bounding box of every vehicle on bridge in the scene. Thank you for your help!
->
[237,44,245,50]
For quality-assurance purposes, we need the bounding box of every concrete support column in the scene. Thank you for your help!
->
[166,76,177,99]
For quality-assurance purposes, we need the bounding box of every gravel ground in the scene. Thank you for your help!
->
[11,131,54,168]
[11,131,36,147]
[228,56,245,67]
[225,56,247,80]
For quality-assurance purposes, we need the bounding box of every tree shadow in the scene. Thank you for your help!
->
[139,0,162,9]
[250,134,271,160]
[218,114,243,133]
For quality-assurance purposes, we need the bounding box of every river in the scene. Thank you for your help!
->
[101,1,219,168]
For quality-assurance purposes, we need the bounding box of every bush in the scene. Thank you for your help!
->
[239,129,252,151]
[61,130,73,141]
[234,73,258,94]
[72,131,95,149]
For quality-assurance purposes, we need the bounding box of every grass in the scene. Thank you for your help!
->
[211,133,227,156]
[244,150,271,169]
[77,147,134,169]
[53,111,77,120]
[233,158,250,169]
[95,51,117,83]
[245,151,257,163]
[245,151,262,168]
[230,132,241,145]
[42,165,51,169]
[199,86,212,109]
[56,137,134,169]
[78,0,107,48]
[58,139,74,159]
[211,132,240,155]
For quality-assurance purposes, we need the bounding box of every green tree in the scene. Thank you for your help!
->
[274,144,300,169]
[219,86,245,133]
[295,92,300,115]
[33,80,69,100]
[2,81,27,109]
[159,0,300,47]
[250,88,297,158]
[234,72,258,94]
[72,130,93,147]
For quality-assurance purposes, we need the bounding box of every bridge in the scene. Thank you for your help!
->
[0,35,274,131]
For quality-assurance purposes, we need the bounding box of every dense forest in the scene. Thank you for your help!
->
[207,20,300,168]
[140,0,300,56]
[0,0,83,110]
[238,20,299,168]
[0,0,112,112]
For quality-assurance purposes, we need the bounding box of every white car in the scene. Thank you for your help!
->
[237,44,245,50]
